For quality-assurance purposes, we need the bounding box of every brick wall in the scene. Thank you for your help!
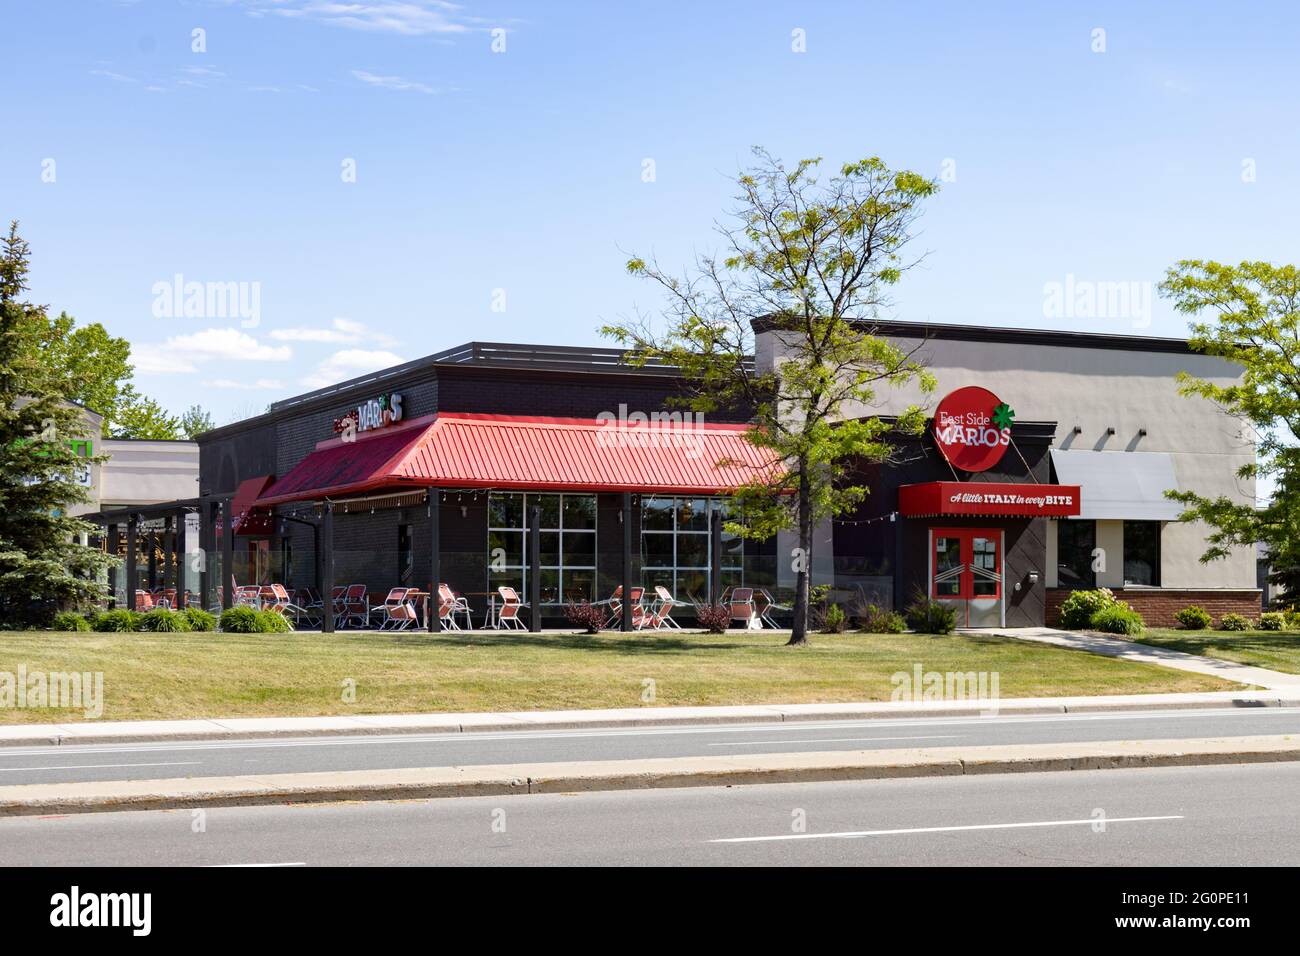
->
[1046,588,1263,627]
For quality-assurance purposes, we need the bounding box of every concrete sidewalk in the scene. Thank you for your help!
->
[996,627,1300,691]
[3,734,1298,816]
[3,688,1298,747]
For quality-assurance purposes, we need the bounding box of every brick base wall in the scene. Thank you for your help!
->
[1046,588,1263,628]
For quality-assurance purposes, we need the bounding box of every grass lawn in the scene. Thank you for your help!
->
[0,628,1240,724]
[1135,628,1300,675]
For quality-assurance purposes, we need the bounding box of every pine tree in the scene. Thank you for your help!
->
[0,222,114,625]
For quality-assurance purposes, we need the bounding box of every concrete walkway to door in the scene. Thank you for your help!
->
[983,627,1300,692]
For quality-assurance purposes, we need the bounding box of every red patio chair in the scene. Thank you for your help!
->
[495,586,528,631]
[376,587,417,630]
[337,584,369,629]
[727,588,756,630]
[653,586,687,631]
[437,584,472,630]
[135,590,156,611]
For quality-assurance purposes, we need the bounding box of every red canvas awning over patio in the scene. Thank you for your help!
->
[255,413,780,506]
[227,474,277,534]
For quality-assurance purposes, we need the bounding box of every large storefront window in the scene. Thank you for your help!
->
[1057,519,1096,590]
[641,496,741,601]
[1123,521,1161,586]
[487,493,596,603]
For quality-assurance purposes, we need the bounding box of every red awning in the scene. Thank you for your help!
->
[898,481,1081,518]
[255,413,781,506]
[229,474,277,534]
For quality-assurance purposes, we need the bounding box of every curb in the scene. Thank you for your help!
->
[3,691,1297,748]
[2,735,1298,816]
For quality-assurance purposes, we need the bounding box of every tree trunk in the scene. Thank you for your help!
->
[787,468,813,646]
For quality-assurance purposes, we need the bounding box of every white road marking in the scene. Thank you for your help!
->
[708,735,962,746]
[0,707,1295,759]
[0,761,200,773]
[711,814,1186,843]
[207,862,306,867]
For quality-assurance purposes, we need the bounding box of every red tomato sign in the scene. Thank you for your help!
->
[932,386,1014,472]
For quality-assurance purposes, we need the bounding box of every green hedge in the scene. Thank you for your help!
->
[904,594,957,635]
[138,608,192,632]
[51,611,91,632]
[220,606,292,633]
[92,609,141,632]
[1175,605,1212,630]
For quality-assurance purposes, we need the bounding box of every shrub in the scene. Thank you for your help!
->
[564,601,606,634]
[138,608,192,632]
[51,611,91,632]
[92,609,140,632]
[695,604,731,634]
[859,603,906,634]
[1220,613,1252,632]
[1090,604,1144,636]
[904,593,957,635]
[256,609,292,632]
[1175,605,1212,630]
[819,603,847,634]
[1058,589,1119,630]
[1282,606,1300,630]
[1259,611,1285,631]
[184,607,217,632]
[220,606,260,633]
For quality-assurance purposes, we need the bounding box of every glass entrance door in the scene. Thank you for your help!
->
[929,528,1004,628]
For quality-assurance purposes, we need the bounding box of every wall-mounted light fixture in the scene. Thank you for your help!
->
[1072,426,1082,435]
[1106,426,1116,435]
[1028,571,1040,585]
[1139,428,1148,437]
[460,505,468,519]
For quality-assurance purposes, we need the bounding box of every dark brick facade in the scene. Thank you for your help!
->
[1046,587,1264,628]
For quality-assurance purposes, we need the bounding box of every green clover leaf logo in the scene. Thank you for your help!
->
[992,402,1015,430]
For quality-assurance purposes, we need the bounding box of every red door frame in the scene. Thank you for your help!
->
[930,527,1003,601]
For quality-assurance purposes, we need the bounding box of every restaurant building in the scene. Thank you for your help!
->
[96,321,1259,629]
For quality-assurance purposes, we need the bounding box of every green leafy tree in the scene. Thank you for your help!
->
[111,387,181,439]
[40,312,133,429]
[179,404,215,439]
[1159,260,1300,602]
[0,222,115,624]
[604,150,937,644]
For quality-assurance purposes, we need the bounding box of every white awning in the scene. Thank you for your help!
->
[1050,449,1184,521]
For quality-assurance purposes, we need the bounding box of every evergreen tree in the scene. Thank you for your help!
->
[0,222,115,625]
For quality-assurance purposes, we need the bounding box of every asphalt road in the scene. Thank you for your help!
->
[1,761,1295,866]
[2,706,1299,785]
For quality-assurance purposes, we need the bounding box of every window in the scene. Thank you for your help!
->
[398,524,413,585]
[1123,521,1161,586]
[641,497,741,601]
[1057,520,1096,590]
[487,493,596,603]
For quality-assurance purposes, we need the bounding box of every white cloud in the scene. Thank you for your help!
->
[131,327,292,375]
[244,1,481,36]
[90,69,137,83]
[269,317,397,347]
[203,378,286,390]
[351,69,436,94]
[302,349,405,388]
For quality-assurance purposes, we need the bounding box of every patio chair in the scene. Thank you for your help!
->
[608,587,645,629]
[376,587,418,630]
[756,589,792,629]
[337,584,369,629]
[437,584,472,630]
[653,586,688,631]
[135,590,156,611]
[267,584,311,628]
[598,585,625,628]
[727,587,757,630]
[234,585,261,608]
[495,586,529,630]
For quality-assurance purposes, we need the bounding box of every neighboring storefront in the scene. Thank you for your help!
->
[759,319,1261,627]
[98,324,1257,628]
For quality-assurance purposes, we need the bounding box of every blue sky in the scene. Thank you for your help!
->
[4,0,1300,424]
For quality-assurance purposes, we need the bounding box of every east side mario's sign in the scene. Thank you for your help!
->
[932,386,1015,472]
[333,392,403,435]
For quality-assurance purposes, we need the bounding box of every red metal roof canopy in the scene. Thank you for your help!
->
[255,413,780,505]
[899,481,1081,518]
